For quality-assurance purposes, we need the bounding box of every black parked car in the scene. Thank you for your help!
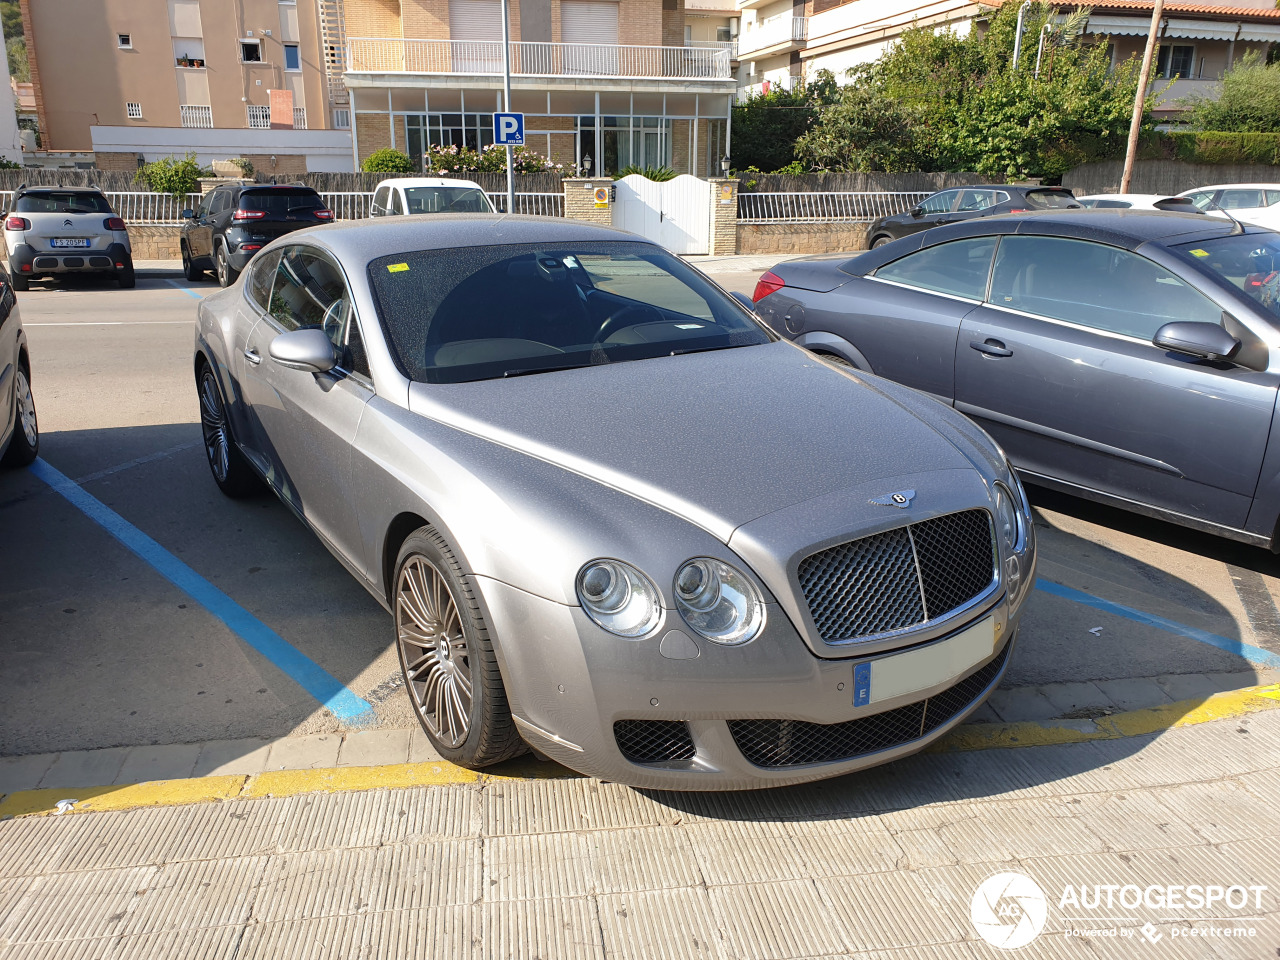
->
[181,183,333,286]
[752,210,1280,549]
[865,185,1079,248]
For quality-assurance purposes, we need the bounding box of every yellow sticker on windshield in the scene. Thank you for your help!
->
[387,263,409,273]
[1189,248,1209,257]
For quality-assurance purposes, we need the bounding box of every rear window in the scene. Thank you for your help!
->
[1024,189,1080,210]
[403,186,492,214]
[238,189,324,215]
[14,191,113,214]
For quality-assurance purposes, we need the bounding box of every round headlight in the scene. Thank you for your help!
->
[673,558,765,645]
[993,481,1023,550]
[576,560,662,637]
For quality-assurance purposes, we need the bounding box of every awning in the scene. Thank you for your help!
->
[1084,16,1150,35]
[1166,19,1239,40]
[1240,24,1280,42]
[1086,16,1255,40]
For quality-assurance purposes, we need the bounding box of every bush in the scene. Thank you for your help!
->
[228,157,254,177]
[362,148,415,173]
[134,152,206,199]
[1182,52,1280,133]
[613,165,676,181]
[423,143,560,175]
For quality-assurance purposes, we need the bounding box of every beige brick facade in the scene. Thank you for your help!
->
[96,152,141,173]
[709,178,737,255]
[563,178,613,225]
[242,154,310,177]
[619,0,664,45]
[356,112,393,164]
[549,132,577,166]
[402,0,449,38]
[736,221,868,256]
[347,0,402,37]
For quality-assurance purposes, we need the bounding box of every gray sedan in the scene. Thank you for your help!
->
[754,211,1280,549]
[193,215,1036,790]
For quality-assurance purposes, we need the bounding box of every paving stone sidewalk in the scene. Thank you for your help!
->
[1,709,1277,959]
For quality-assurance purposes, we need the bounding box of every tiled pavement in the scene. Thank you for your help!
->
[1,708,1277,958]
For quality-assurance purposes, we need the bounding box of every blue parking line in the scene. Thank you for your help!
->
[164,279,204,299]
[1036,579,1280,669]
[29,458,376,725]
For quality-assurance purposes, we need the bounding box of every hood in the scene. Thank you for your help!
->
[407,341,974,543]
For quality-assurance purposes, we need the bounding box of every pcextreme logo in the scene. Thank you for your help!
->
[971,872,1048,949]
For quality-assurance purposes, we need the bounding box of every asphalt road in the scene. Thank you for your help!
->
[2,267,1278,759]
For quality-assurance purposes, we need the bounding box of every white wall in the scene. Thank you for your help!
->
[89,125,354,171]
[0,18,24,165]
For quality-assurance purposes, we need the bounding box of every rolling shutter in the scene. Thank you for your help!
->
[561,1,619,44]
[449,0,502,40]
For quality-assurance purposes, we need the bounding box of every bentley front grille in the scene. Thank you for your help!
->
[797,509,996,643]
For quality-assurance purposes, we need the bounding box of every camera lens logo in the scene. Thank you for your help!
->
[971,872,1048,949]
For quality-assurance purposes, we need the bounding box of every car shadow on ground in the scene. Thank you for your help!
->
[0,424,1265,811]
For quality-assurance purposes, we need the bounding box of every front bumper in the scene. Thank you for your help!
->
[480,576,1026,791]
[9,242,132,276]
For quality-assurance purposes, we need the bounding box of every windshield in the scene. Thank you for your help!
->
[403,186,492,214]
[1174,234,1280,319]
[1024,189,1080,210]
[15,191,113,214]
[239,189,324,214]
[367,241,773,384]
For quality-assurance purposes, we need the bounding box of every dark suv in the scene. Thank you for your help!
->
[181,183,332,286]
[865,185,1079,248]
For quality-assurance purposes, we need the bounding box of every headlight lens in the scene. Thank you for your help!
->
[993,481,1020,549]
[673,558,765,645]
[576,560,662,637]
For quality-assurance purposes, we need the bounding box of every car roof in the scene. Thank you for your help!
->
[1077,194,1179,202]
[291,214,649,266]
[18,185,104,193]
[1184,183,1280,191]
[378,177,486,189]
[852,209,1255,272]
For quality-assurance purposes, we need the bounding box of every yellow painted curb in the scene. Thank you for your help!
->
[2,684,1276,818]
[0,775,245,819]
[932,682,1280,753]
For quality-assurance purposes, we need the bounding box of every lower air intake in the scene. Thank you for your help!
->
[614,720,696,764]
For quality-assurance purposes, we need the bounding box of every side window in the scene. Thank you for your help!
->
[1222,189,1263,210]
[988,236,1222,340]
[389,189,404,215]
[874,237,998,300]
[1185,191,1214,211]
[371,186,390,216]
[267,247,366,377]
[212,190,231,215]
[343,315,372,378]
[1267,190,1280,207]
[957,190,996,212]
[246,249,283,309]
[196,192,214,217]
[919,190,957,215]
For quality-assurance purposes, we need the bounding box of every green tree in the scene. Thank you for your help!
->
[0,2,22,43]
[362,148,415,173]
[1182,51,1280,133]
[729,71,839,172]
[794,86,927,172]
[134,153,206,199]
[6,35,26,82]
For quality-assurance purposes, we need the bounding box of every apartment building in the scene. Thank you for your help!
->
[22,0,352,170]
[735,0,1280,118]
[343,0,737,175]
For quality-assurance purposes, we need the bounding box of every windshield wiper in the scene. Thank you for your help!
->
[668,344,742,357]
[502,363,591,378]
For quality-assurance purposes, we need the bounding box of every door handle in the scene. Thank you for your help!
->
[243,348,261,365]
[659,211,664,222]
[970,339,1013,358]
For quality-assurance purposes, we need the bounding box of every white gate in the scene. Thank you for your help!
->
[611,174,712,255]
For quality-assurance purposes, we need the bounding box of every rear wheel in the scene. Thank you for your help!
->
[116,257,135,289]
[215,242,239,288]
[182,242,202,281]
[197,361,260,497]
[2,361,38,467]
[871,236,891,249]
[394,527,525,768]
[9,267,28,292]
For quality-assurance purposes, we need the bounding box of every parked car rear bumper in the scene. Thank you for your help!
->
[9,242,132,276]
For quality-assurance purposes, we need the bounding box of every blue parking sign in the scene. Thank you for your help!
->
[494,113,525,146]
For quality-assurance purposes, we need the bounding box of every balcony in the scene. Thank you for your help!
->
[686,39,739,60]
[737,16,807,58]
[345,38,732,81]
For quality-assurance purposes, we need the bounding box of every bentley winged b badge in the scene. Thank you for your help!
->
[870,489,915,508]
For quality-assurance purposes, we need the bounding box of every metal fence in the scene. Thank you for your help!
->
[737,191,933,223]
[0,191,204,225]
[487,192,564,216]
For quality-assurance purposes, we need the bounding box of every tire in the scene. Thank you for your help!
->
[10,269,28,292]
[215,242,239,288]
[2,360,38,467]
[116,258,135,289]
[871,236,891,249]
[197,361,260,497]
[182,242,203,281]
[394,527,526,768]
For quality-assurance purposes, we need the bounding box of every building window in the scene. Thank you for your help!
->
[240,40,262,63]
[247,104,271,128]
[126,101,143,119]
[717,26,731,42]
[180,104,213,128]
[1157,44,1195,79]
[332,108,350,129]
[118,34,132,49]
[293,107,306,129]
[284,43,300,70]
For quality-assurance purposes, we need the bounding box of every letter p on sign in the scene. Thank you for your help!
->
[494,113,525,146]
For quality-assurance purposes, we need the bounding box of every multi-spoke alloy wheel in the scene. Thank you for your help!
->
[396,555,473,748]
[196,362,259,497]
[2,364,38,466]
[15,369,36,449]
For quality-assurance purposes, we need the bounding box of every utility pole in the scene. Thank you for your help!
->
[500,0,515,213]
[1120,0,1164,194]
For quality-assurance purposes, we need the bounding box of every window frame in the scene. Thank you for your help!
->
[1156,43,1195,79]
[870,236,1000,303]
[240,39,263,63]
[117,34,133,49]
[125,101,143,119]
[283,43,301,71]
[918,189,960,216]
[264,243,372,382]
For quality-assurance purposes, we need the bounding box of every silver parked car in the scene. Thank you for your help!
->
[0,269,37,467]
[193,215,1036,790]
[4,185,135,290]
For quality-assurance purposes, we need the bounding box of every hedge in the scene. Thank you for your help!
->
[1140,131,1280,165]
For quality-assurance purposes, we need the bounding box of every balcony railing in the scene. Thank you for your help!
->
[686,39,738,60]
[179,105,213,129]
[346,37,732,80]
[737,16,807,57]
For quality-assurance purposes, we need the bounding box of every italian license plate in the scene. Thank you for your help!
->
[853,617,996,707]
[51,239,90,248]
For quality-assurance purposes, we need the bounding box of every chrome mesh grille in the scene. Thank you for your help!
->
[729,641,1010,768]
[798,509,995,642]
[614,720,696,764]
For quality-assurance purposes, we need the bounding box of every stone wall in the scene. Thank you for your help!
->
[129,225,183,260]
[96,152,140,173]
[736,221,869,256]
[563,178,612,226]
[709,178,737,255]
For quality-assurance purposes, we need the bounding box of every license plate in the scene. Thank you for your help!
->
[854,617,996,707]
[51,239,90,248]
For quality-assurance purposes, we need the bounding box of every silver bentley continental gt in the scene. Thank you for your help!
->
[193,215,1036,791]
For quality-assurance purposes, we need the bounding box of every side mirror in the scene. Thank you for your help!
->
[730,291,755,311]
[910,206,924,218]
[182,209,194,218]
[268,328,338,373]
[1153,321,1241,362]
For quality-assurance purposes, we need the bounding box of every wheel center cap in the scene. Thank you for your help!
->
[436,636,450,661]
